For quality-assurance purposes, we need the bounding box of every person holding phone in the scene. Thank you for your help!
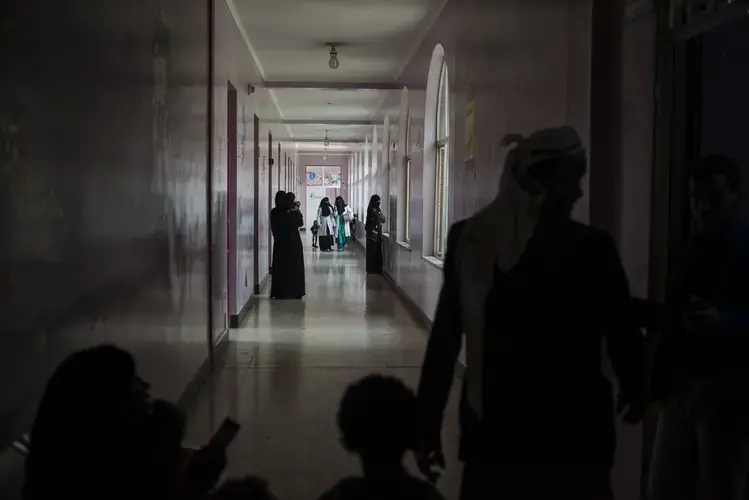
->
[24,345,229,500]
[365,195,386,273]
[649,155,749,500]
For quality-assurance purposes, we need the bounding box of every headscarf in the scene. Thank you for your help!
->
[274,190,288,210]
[25,345,148,499]
[456,126,586,417]
[367,195,381,212]
[365,195,383,233]
[334,196,346,215]
[320,197,332,217]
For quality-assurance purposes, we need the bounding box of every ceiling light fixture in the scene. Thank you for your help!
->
[328,45,339,70]
[323,130,330,147]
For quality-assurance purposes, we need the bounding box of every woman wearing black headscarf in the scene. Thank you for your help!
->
[24,345,227,500]
[317,197,336,252]
[365,195,386,273]
[270,191,305,299]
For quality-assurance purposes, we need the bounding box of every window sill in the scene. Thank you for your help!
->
[397,241,412,252]
[422,255,444,270]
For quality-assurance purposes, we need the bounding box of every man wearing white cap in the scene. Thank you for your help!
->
[415,126,647,499]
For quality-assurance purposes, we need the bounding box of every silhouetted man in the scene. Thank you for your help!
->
[415,127,646,500]
[649,155,749,500]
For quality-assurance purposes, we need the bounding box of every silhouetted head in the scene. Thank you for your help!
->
[502,127,586,221]
[274,190,288,210]
[337,375,418,464]
[691,154,742,231]
[25,345,152,499]
[368,195,381,211]
[320,197,332,216]
[287,192,296,203]
[335,196,346,213]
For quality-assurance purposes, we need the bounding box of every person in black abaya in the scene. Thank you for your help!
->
[317,197,336,252]
[365,195,386,274]
[270,191,305,299]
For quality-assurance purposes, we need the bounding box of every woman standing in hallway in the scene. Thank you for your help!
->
[334,196,353,252]
[270,191,305,299]
[415,127,647,499]
[365,195,386,273]
[317,197,336,252]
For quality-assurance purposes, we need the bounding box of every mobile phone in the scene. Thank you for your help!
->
[207,417,240,451]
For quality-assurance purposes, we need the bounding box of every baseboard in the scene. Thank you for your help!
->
[176,332,230,411]
[381,268,466,379]
[254,272,270,295]
[382,269,433,332]
[230,294,256,328]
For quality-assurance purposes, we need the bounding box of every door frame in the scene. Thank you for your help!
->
[253,114,260,294]
[277,143,282,193]
[226,82,238,324]
[268,132,273,272]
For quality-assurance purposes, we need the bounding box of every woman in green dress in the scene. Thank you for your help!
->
[334,196,353,252]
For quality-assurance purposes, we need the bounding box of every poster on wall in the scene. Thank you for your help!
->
[324,171,341,187]
[464,99,476,162]
[307,172,322,186]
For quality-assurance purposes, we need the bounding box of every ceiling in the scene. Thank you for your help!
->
[231,0,447,152]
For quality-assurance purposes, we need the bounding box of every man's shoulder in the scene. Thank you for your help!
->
[564,220,617,250]
[318,477,366,500]
[446,219,469,247]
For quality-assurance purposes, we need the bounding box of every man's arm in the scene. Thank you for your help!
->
[417,221,466,450]
[597,232,647,412]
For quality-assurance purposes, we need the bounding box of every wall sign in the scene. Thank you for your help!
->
[464,99,476,162]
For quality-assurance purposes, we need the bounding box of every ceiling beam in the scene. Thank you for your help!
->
[297,151,352,156]
[273,119,379,126]
[263,81,399,91]
[293,138,364,144]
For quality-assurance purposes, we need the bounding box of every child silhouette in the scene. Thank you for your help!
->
[318,375,444,500]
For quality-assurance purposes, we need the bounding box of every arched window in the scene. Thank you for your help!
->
[396,87,411,246]
[434,61,449,258]
[404,108,412,244]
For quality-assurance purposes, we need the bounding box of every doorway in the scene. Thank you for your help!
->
[253,114,260,293]
[227,83,237,322]
[305,166,342,226]
[277,143,282,193]
[268,132,273,273]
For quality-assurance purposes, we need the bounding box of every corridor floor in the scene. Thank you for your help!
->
[184,241,462,499]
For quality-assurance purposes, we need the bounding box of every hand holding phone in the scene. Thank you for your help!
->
[207,417,241,451]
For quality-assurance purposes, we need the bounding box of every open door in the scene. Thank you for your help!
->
[227,83,237,324]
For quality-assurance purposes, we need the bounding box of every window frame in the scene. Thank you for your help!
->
[404,156,412,244]
[433,61,450,259]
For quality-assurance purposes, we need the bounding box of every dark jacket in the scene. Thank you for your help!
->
[650,220,749,406]
[417,218,647,465]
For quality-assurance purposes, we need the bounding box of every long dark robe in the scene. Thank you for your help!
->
[417,218,646,499]
[365,207,385,274]
[319,234,334,251]
[270,209,305,299]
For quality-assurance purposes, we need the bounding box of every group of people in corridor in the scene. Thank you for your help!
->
[271,188,388,302]
[13,125,749,500]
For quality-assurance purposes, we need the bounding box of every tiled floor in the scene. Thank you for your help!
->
[184,242,463,499]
